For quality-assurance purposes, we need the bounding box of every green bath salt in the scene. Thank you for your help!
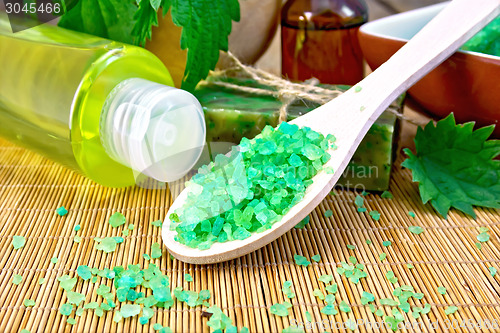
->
[170,122,336,249]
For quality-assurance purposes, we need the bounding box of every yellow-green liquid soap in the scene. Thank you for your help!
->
[0,14,205,187]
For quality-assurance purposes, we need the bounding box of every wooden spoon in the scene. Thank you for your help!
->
[163,0,500,264]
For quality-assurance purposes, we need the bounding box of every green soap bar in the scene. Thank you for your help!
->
[336,111,399,191]
[194,77,403,191]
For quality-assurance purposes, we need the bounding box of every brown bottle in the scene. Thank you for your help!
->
[281,0,368,85]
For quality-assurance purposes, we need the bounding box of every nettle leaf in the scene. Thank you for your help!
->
[58,0,137,44]
[60,0,239,91]
[168,0,240,91]
[131,0,160,45]
[402,114,500,218]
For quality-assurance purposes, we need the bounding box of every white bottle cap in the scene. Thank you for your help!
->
[100,78,206,182]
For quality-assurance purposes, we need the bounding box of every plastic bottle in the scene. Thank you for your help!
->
[281,0,368,85]
[0,14,206,187]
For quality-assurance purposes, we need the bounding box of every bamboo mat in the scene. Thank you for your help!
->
[0,137,499,333]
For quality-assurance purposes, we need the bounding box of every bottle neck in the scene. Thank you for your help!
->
[100,78,206,182]
[281,0,368,29]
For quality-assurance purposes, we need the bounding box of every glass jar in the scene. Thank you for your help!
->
[281,0,368,85]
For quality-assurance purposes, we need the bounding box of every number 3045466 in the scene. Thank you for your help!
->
[5,2,61,15]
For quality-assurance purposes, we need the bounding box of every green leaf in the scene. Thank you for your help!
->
[489,266,497,277]
[168,0,240,91]
[58,0,137,44]
[150,0,162,11]
[402,113,500,218]
[437,286,447,295]
[131,0,159,45]
[59,0,239,90]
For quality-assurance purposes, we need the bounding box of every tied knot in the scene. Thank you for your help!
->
[199,51,427,127]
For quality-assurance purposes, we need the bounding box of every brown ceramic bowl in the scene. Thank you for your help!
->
[359,2,500,137]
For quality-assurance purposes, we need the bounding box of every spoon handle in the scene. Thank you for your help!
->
[362,0,499,109]
[297,0,500,138]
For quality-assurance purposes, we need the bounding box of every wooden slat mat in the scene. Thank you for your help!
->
[0,138,499,333]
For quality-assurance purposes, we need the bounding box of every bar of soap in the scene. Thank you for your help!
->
[335,111,398,191]
[194,78,403,191]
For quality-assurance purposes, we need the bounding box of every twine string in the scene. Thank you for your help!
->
[200,51,428,126]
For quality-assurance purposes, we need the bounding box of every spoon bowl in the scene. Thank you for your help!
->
[163,0,500,264]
